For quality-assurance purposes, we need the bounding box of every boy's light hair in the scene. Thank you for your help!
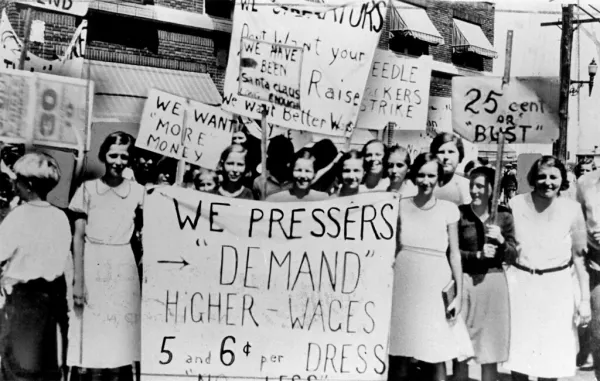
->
[13,152,61,197]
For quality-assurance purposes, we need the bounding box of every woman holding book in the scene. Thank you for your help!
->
[388,153,472,381]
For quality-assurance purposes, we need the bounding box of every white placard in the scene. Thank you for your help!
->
[222,0,388,137]
[452,76,560,144]
[141,187,397,381]
[357,50,432,130]
[136,89,235,170]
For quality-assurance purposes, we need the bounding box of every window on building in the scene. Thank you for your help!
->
[389,34,429,57]
[452,52,484,71]
[87,12,159,53]
[205,0,234,19]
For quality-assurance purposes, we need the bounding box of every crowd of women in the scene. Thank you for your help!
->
[0,125,594,381]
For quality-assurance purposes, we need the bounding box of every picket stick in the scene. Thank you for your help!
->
[260,106,269,200]
[490,30,513,224]
[387,122,396,146]
[175,99,190,186]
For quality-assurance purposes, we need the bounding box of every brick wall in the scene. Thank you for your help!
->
[154,0,203,13]
[5,3,228,93]
[425,1,495,72]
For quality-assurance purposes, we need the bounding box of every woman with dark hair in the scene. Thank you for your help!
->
[386,145,417,197]
[430,133,471,205]
[68,132,144,381]
[334,150,365,197]
[360,139,389,192]
[267,149,329,202]
[574,157,597,179]
[453,166,517,381]
[310,139,340,194]
[501,173,518,207]
[504,156,589,381]
[389,153,472,381]
[252,135,294,200]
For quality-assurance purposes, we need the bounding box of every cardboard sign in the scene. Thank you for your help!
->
[357,50,432,130]
[426,96,452,136]
[0,10,87,78]
[452,76,560,144]
[141,188,397,381]
[223,0,388,137]
[0,69,93,150]
[15,0,90,17]
[239,38,303,109]
[136,89,235,170]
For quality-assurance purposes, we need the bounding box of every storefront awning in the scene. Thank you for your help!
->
[389,1,444,46]
[84,60,223,122]
[452,19,498,59]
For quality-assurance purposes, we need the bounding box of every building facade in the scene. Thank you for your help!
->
[1,0,496,200]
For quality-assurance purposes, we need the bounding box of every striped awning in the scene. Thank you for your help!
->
[389,1,444,46]
[83,60,223,122]
[452,19,498,59]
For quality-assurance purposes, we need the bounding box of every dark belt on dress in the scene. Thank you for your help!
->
[512,258,573,275]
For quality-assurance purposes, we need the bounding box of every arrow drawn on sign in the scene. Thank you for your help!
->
[158,257,189,269]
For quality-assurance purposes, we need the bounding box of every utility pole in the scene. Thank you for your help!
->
[554,4,574,163]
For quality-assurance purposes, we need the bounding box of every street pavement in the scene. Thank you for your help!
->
[457,364,595,381]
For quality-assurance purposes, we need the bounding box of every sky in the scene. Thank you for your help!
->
[492,0,600,159]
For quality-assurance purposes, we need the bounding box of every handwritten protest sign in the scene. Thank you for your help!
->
[136,89,234,170]
[0,10,87,78]
[223,0,387,137]
[15,0,90,16]
[357,50,432,130]
[0,69,93,150]
[427,96,452,136]
[239,38,303,109]
[452,76,560,144]
[141,187,397,381]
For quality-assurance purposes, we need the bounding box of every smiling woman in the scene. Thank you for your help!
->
[67,132,145,381]
[503,155,588,381]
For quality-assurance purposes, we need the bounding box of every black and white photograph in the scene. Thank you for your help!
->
[0,0,598,381]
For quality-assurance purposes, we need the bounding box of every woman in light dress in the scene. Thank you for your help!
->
[389,153,473,381]
[429,133,471,206]
[504,156,590,381]
[68,132,144,381]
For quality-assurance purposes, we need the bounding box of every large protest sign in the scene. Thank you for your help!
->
[222,0,388,137]
[239,38,303,109]
[0,69,93,150]
[0,10,87,78]
[452,76,560,144]
[136,89,235,170]
[15,0,90,16]
[141,187,397,381]
[357,50,432,130]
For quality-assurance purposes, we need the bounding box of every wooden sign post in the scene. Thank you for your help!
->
[490,30,513,223]
[260,106,269,200]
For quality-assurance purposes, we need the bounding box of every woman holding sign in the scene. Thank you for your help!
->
[68,132,144,381]
[504,156,589,381]
[453,166,516,381]
[389,153,472,381]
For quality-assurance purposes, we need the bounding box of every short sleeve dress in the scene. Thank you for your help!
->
[67,179,144,369]
[389,197,473,363]
[434,174,472,206]
[503,193,586,378]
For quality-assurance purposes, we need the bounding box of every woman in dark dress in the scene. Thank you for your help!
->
[454,166,517,381]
